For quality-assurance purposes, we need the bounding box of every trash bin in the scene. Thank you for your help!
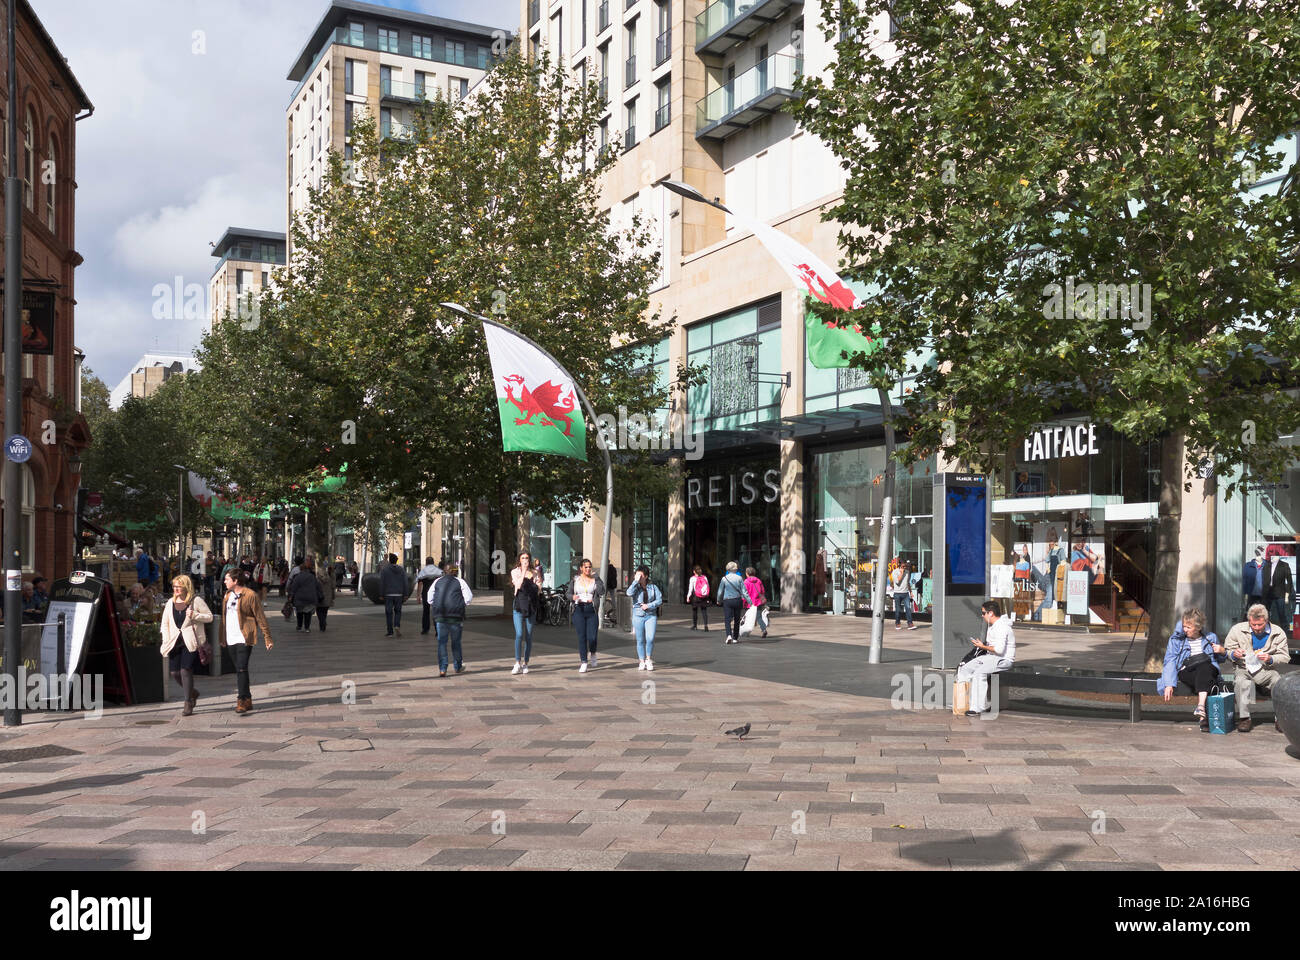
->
[616,594,633,633]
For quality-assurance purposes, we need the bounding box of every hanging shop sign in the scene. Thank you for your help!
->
[1022,423,1101,462]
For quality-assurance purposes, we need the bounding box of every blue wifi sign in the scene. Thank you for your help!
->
[5,435,32,464]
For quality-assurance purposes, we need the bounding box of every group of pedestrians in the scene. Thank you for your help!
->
[687,563,769,643]
[284,556,337,633]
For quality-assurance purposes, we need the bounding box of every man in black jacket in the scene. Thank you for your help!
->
[380,554,409,637]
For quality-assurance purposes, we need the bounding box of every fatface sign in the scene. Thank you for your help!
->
[687,469,780,509]
[1022,423,1100,463]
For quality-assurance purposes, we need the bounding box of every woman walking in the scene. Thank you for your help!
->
[565,558,606,673]
[290,558,324,632]
[158,574,213,716]
[220,568,273,714]
[687,565,711,631]
[253,555,274,601]
[717,561,747,644]
[629,565,663,670]
[510,551,542,674]
[315,560,336,632]
[741,566,769,638]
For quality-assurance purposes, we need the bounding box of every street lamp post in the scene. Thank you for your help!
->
[173,465,187,573]
[3,0,25,726]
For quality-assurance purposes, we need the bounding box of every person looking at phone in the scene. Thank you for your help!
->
[957,600,1016,717]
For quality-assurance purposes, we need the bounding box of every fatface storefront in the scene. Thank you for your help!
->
[990,419,1159,629]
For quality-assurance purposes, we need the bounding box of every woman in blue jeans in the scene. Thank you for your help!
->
[565,559,606,673]
[510,552,542,674]
[717,561,746,643]
[628,565,663,670]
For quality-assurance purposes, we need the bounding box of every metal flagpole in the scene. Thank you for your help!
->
[440,303,614,628]
[3,0,24,726]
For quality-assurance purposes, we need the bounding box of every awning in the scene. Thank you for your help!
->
[82,517,131,547]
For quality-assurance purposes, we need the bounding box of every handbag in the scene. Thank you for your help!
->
[197,640,213,666]
[281,599,293,620]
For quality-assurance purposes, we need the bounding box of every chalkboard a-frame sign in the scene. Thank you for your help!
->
[41,573,132,706]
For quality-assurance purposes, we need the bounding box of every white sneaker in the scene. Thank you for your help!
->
[590,655,598,667]
[511,662,522,675]
[646,659,654,671]
[579,662,588,673]
[638,660,646,670]
[521,664,529,674]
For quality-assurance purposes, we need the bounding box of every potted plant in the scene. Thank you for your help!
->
[120,616,166,704]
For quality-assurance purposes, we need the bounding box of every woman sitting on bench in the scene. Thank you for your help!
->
[1160,607,1227,732]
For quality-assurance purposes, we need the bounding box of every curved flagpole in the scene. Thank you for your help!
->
[440,303,615,629]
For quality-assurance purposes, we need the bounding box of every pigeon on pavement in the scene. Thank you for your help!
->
[724,723,751,741]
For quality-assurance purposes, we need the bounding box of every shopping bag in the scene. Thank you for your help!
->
[1206,691,1235,735]
[738,605,758,637]
[952,681,970,716]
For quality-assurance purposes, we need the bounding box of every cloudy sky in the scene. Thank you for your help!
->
[33,0,519,394]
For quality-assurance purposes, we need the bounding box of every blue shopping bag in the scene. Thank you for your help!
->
[1206,691,1235,735]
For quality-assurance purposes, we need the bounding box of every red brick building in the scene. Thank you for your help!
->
[0,0,93,583]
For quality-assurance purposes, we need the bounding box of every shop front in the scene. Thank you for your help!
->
[1214,433,1300,638]
[684,456,782,601]
[806,444,936,617]
[991,419,1158,629]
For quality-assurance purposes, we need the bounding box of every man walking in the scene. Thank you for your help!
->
[429,561,473,677]
[416,556,443,636]
[380,553,408,638]
[1222,604,1291,733]
[957,600,1016,717]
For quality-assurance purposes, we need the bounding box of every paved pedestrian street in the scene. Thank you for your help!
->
[1,597,1298,871]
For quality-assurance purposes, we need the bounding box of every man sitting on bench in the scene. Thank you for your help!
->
[1223,604,1290,733]
[958,600,1016,717]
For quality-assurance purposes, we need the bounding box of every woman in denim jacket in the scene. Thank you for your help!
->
[1160,606,1226,731]
[628,565,663,671]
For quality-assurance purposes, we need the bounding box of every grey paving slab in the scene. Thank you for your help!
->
[472,822,590,836]
[439,798,530,809]
[295,808,399,820]
[229,861,359,871]
[600,789,686,801]
[107,830,233,844]
[617,852,749,871]
[301,832,423,848]
[425,847,526,867]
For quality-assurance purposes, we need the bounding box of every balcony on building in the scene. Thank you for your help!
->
[381,78,426,103]
[381,118,415,141]
[655,28,671,66]
[598,0,611,32]
[695,53,801,140]
[654,101,671,131]
[695,0,802,55]
[599,76,609,107]
[624,125,637,151]
[624,55,637,89]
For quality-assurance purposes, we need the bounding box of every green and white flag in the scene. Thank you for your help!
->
[483,322,587,461]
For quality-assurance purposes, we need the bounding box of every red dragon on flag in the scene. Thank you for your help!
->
[502,374,577,437]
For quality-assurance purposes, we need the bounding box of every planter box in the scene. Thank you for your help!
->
[123,643,166,705]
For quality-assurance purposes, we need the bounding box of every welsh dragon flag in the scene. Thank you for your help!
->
[728,208,880,369]
[483,322,587,461]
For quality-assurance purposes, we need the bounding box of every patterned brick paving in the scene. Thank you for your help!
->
[0,596,1296,870]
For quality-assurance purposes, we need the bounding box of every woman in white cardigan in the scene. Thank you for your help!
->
[159,574,214,716]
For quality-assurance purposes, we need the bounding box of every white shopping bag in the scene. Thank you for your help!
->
[738,605,758,637]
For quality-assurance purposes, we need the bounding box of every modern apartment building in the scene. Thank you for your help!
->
[209,227,286,329]
[109,355,201,409]
[0,0,93,584]
[520,1,1300,639]
[286,0,510,239]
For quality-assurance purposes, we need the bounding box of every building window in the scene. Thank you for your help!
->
[687,297,784,430]
[446,39,466,64]
[414,72,426,98]
[45,135,56,233]
[413,33,433,59]
[347,21,364,46]
[624,20,637,88]
[345,101,354,136]
[261,270,269,289]
[345,58,355,95]
[582,0,588,49]
[449,77,469,101]
[555,12,563,60]
[624,98,637,150]
[599,118,609,151]
[237,269,251,296]
[23,108,33,211]
[380,64,392,95]
[379,27,399,53]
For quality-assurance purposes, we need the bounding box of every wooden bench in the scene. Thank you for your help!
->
[995,651,1300,722]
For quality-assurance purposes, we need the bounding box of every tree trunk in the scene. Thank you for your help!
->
[1143,430,1184,671]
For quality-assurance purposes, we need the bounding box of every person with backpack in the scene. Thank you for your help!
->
[565,558,606,673]
[717,561,747,644]
[740,566,769,638]
[429,561,473,677]
[687,565,711,631]
[628,565,663,671]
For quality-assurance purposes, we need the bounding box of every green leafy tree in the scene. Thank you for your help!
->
[794,0,1300,666]
[180,51,688,599]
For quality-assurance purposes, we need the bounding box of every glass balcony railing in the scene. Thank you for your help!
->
[655,29,671,66]
[599,76,609,106]
[625,56,637,88]
[624,126,637,151]
[696,53,801,138]
[381,119,414,141]
[381,78,426,101]
[695,0,801,54]
[654,102,671,131]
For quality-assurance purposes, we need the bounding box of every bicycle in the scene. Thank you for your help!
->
[547,583,572,626]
